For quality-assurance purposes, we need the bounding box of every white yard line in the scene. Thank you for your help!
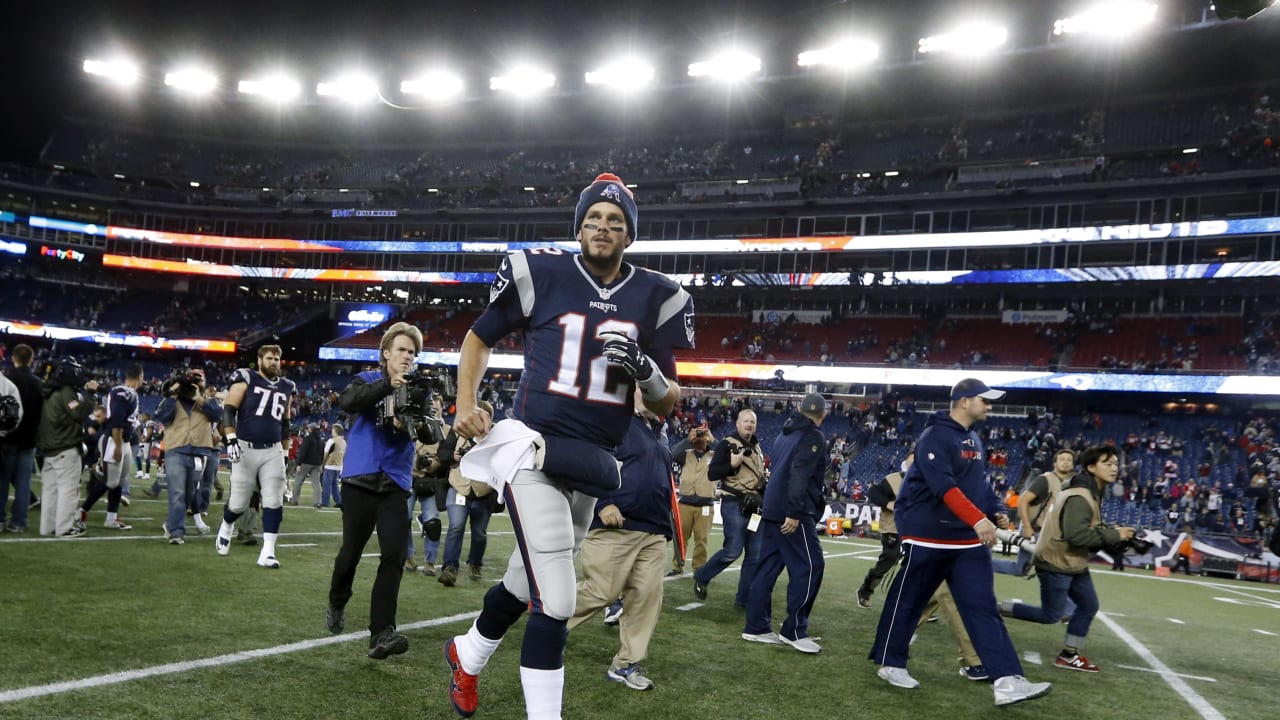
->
[1115,664,1217,683]
[1022,651,1041,665]
[0,612,480,704]
[277,543,317,548]
[1167,618,1185,624]
[1253,629,1277,636]
[675,603,704,612]
[1096,613,1226,720]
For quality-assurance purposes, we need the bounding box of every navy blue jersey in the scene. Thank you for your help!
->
[472,249,695,449]
[105,385,139,434]
[229,368,296,443]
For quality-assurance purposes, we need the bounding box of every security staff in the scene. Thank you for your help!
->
[693,409,766,606]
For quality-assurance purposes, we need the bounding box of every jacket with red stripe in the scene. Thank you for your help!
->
[896,411,1001,546]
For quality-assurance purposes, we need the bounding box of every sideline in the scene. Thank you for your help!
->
[1096,612,1226,720]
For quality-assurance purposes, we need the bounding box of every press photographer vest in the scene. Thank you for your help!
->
[1027,471,1067,531]
[721,436,766,496]
[1034,486,1098,574]
[879,471,905,535]
[324,435,346,469]
[677,448,716,502]
[447,428,494,498]
[164,400,216,451]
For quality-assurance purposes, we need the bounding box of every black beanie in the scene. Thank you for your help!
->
[572,173,638,241]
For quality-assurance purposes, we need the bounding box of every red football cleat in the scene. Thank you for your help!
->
[444,638,479,717]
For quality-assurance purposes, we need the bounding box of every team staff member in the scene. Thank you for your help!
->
[742,393,827,654]
[870,379,1052,707]
[568,391,674,691]
[1,344,42,533]
[36,359,98,537]
[1002,445,1135,674]
[213,345,296,568]
[856,450,914,609]
[154,370,222,544]
[326,322,424,660]
[693,409,766,606]
[669,426,715,576]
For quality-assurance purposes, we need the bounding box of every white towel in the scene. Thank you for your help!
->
[459,419,542,494]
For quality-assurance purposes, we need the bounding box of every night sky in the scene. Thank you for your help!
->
[0,0,1263,163]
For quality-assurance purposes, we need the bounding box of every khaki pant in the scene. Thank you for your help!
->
[674,502,712,571]
[921,583,981,667]
[39,448,81,536]
[569,529,666,667]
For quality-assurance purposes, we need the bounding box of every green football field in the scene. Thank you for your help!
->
[2,471,1276,720]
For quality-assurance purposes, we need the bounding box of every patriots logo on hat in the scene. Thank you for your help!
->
[601,184,623,202]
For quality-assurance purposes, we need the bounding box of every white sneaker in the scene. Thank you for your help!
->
[194,517,211,535]
[215,528,232,556]
[257,554,281,569]
[779,635,822,654]
[993,675,1052,706]
[741,631,784,645]
[877,666,920,689]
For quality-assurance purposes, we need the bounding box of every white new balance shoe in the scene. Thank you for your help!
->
[993,675,1052,706]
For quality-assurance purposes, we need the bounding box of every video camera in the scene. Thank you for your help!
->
[166,369,205,400]
[377,368,453,444]
[36,356,88,390]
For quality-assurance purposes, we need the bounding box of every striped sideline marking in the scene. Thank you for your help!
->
[1115,664,1217,683]
[1096,612,1226,720]
[0,547,867,704]
[0,612,479,704]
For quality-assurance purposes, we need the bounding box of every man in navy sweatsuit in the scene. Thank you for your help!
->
[742,393,827,654]
[869,379,1053,707]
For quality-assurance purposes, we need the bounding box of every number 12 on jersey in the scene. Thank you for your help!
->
[547,314,638,405]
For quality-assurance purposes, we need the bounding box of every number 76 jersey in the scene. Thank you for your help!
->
[229,368,297,444]
[472,249,695,450]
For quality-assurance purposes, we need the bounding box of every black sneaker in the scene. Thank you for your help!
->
[693,579,708,601]
[665,568,683,577]
[326,605,345,634]
[368,627,409,659]
[856,587,872,609]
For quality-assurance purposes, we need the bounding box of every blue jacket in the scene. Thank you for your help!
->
[338,370,414,492]
[761,413,825,522]
[896,411,1002,545]
[589,415,674,539]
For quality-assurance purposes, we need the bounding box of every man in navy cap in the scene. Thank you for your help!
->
[741,393,828,654]
[869,378,1053,707]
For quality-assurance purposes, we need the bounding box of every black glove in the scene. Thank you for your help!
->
[599,331,655,382]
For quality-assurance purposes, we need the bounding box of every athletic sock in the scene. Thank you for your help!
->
[106,511,118,524]
[456,620,503,676]
[261,531,278,558]
[519,666,563,720]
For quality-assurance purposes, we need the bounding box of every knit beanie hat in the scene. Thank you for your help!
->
[572,173,638,241]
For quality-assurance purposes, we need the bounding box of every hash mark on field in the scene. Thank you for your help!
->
[1167,618,1185,624]
[675,603,704,612]
[1115,664,1217,683]
[1254,629,1277,636]
[277,543,317,548]
[1022,651,1042,665]
[1097,613,1225,720]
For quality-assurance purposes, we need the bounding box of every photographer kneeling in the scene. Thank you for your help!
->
[154,369,222,544]
[326,322,443,659]
[1000,445,1135,674]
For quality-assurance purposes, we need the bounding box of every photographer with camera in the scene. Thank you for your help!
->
[693,408,766,605]
[1001,444,1136,674]
[154,368,222,544]
[668,424,716,576]
[438,400,497,587]
[327,322,442,660]
[408,399,448,576]
[994,449,1077,578]
[36,357,99,537]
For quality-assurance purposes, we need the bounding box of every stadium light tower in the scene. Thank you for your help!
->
[490,65,556,96]
[400,71,465,100]
[917,22,1008,57]
[797,38,880,69]
[584,57,655,90]
[1054,2,1158,37]
[237,74,302,101]
[687,50,761,81]
[164,67,218,96]
[316,73,379,103]
[83,58,141,87]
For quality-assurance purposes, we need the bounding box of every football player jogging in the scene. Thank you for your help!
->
[443,173,694,720]
[213,345,297,568]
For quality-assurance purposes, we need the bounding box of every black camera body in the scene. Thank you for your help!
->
[167,369,204,400]
[1101,525,1155,556]
[37,356,87,389]
[377,369,452,444]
